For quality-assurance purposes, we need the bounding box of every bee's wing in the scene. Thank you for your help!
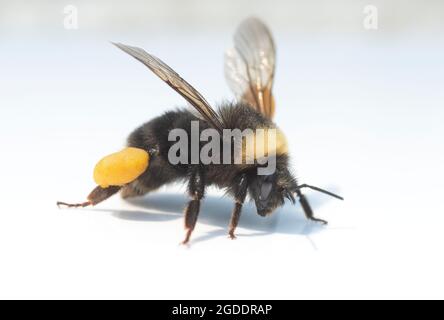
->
[225,17,276,119]
[113,43,225,131]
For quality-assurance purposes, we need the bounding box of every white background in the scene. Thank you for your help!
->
[0,0,443,299]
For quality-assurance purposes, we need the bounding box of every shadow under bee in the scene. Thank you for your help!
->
[91,192,335,243]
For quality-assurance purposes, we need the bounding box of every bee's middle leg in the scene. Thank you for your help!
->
[228,174,248,239]
[182,166,205,244]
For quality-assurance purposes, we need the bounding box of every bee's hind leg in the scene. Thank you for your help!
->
[121,183,148,200]
[57,186,121,208]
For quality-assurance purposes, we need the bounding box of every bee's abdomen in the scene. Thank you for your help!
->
[127,109,199,154]
[123,109,199,193]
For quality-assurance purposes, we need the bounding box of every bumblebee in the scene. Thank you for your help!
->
[58,18,343,244]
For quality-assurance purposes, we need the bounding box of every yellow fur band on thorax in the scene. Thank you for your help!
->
[239,127,288,164]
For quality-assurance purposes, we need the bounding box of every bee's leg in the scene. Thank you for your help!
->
[121,183,147,199]
[228,174,248,239]
[57,186,121,208]
[296,190,328,225]
[182,167,205,245]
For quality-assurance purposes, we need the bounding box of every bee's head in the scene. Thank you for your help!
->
[249,173,288,217]
[248,161,344,217]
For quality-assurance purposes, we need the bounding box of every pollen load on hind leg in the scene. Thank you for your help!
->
[93,147,150,188]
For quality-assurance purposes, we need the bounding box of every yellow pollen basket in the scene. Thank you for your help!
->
[93,147,149,188]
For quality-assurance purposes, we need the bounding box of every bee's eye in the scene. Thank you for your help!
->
[260,182,273,200]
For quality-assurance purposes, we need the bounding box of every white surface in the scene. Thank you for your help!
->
[1,1,444,300]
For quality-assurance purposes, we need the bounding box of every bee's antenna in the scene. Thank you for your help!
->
[295,184,344,201]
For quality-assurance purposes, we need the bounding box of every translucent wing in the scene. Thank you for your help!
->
[113,42,225,131]
[225,17,276,119]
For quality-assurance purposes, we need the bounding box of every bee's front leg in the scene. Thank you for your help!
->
[182,166,205,245]
[298,192,328,225]
[228,174,248,239]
